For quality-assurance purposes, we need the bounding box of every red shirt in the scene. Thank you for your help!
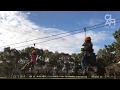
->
[31,53,37,63]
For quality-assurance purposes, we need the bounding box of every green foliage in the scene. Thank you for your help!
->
[97,28,120,66]
[1,28,120,78]
[0,46,84,77]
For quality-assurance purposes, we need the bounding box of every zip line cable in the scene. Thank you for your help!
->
[0,19,120,49]
[0,19,115,48]
[1,20,120,49]
[14,20,120,49]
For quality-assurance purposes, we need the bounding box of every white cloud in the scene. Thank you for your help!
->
[88,18,104,26]
[0,11,114,55]
[26,12,31,15]
[82,18,104,27]
[85,30,113,43]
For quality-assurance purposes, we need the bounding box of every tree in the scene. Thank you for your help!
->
[112,29,120,62]
[97,28,120,66]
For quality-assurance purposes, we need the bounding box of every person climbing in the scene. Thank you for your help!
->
[21,49,37,71]
[81,36,93,70]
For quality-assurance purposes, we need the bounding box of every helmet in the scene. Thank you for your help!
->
[85,36,91,41]
[32,49,37,55]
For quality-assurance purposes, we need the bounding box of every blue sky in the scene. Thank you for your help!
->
[0,11,119,54]
[25,11,120,31]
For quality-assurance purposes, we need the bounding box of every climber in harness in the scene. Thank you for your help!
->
[81,36,93,70]
[21,44,37,71]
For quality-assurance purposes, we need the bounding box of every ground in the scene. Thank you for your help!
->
[0,76,111,79]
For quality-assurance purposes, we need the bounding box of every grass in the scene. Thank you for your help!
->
[0,76,111,79]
